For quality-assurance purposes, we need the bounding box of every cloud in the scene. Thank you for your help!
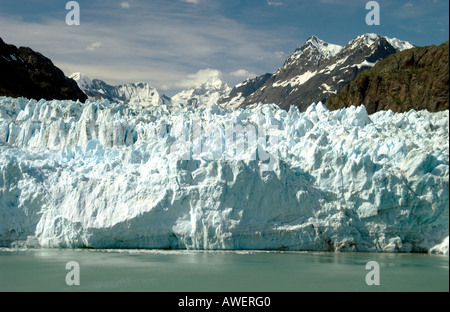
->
[393,1,428,19]
[229,69,257,79]
[0,3,289,95]
[274,51,285,59]
[175,69,222,89]
[86,42,102,52]
[120,2,131,9]
[181,0,199,3]
[267,1,284,6]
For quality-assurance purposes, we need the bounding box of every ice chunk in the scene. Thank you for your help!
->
[429,237,449,255]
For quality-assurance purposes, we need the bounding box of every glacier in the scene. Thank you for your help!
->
[0,96,448,253]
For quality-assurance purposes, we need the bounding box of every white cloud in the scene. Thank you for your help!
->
[86,42,102,52]
[267,1,284,6]
[0,5,288,95]
[120,2,131,9]
[229,69,257,79]
[181,0,199,3]
[175,68,222,89]
[274,51,285,59]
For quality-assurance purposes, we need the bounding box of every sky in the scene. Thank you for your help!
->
[0,0,448,96]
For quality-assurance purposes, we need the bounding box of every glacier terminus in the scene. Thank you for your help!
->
[0,96,448,254]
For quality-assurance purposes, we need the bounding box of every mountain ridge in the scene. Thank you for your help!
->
[71,73,231,109]
[219,33,414,112]
[69,72,171,107]
[0,38,87,102]
[171,76,231,109]
[326,41,449,114]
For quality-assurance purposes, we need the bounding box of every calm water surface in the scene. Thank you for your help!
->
[0,248,448,292]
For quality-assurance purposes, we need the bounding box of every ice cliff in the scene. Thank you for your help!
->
[0,96,448,253]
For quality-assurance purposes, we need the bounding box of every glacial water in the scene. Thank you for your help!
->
[0,248,448,292]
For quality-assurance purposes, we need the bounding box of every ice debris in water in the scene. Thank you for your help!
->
[0,96,448,253]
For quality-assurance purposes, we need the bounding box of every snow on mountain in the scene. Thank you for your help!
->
[347,33,383,50]
[344,34,414,57]
[386,37,415,52]
[347,33,414,52]
[218,74,272,109]
[0,96,448,253]
[327,41,449,114]
[69,72,92,90]
[285,35,343,64]
[171,76,231,109]
[305,35,343,57]
[221,34,414,112]
[114,82,171,107]
[70,72,171,107]
[70,72,231,110]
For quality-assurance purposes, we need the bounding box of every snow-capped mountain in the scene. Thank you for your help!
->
[220,34,414,111]
[282,35,344,68]
[70,72,171,107]
[71,73,231,109]
[70,72,92,90]
[218,74,272,109]
[171,76,231,109]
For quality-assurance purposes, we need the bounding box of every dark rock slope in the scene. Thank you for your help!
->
[0,38,87,102]
[326,41,449,114]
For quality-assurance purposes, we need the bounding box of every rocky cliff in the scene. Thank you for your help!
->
[326,41,449,114]
[0,38,87,102]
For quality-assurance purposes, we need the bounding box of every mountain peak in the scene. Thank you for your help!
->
[69,73,170,107]
[359,33,381,40]
[348,33,414,52]
[172,76,231,108]
[347,33,382,49]
[70,72,92,89]
[327,41,448,113]
[306,35,321,44]
[384,36,415,51]
[222,33,418,112]
[199,76,228,90]
[301,35,343,58]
